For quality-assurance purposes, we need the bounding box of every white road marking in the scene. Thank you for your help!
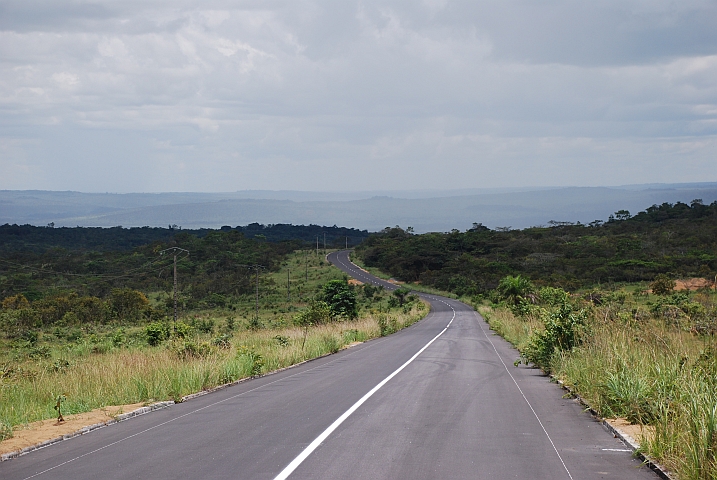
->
[274,252,455,480]
[19,325,380,479]
[475,310,575,480]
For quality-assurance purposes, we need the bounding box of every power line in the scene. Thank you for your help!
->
[159,247,189,326]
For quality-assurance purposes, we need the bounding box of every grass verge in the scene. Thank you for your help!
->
[0,251,428,441]
[477,294,717,480]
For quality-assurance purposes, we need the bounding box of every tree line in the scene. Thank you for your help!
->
[0,223,369,254]
[354,200,717,295]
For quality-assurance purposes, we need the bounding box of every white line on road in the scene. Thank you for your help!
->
[274,255,455,480]
[475,310,575,480]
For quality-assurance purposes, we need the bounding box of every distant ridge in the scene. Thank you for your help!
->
[2,183,716,233]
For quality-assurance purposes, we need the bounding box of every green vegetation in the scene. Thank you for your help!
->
[356,200,717,478]
[0,223,369,254]
[482,280,717,479]
[355,200,717,295]
[0,227,426,442]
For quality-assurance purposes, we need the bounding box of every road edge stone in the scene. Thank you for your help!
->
[0,401,174,462]
[551,376,676,480]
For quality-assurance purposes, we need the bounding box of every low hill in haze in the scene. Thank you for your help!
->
[2,183,717,232]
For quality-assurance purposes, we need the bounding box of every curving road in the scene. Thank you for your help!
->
[1,251,657,479]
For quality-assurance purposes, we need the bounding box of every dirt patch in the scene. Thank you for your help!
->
[347,278,363,286]
[645,277,715,294]
[606,418,655,446]
[0,403,146,455]
[674,278,715,291]
[387,278,404,285]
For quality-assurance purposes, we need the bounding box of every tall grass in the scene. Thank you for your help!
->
[480,300,717,480]
[0,304,426,435]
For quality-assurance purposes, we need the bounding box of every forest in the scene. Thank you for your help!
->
[0,224,368,306]
[355,200,717,295]
[0,223,369,253]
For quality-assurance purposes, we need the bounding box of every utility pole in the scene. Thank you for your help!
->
[323,232,326,254]
[160,247,189,327]
[305,249,309,282]
[238,264,265,326]
[174,253,177,324]
[316,236,319,255]
[346,236,348,249]
[287,268,290,302]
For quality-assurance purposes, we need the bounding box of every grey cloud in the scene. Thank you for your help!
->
[0,0,715,193]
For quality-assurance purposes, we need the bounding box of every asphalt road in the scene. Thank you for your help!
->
[1,250,658,479]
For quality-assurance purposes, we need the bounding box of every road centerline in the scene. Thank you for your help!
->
[273,305,456,480]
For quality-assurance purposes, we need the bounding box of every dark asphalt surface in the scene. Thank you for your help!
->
[0,250,658,479]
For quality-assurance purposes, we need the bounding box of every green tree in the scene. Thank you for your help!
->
[110,288,150,321]
[322,280,358,319]
[392,287,412,307]
[1,294,30,310]
[496,275,535,306]
[614,210,631,221]
[650,274,675,296]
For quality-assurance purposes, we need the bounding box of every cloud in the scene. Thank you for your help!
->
[0,0,715,192]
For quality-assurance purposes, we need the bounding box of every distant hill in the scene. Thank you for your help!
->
[2,183,717,233]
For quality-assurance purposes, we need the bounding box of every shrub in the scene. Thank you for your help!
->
[110,288,150,322]
[377,314,398,336]
[540,287,570,307]
[193,317,215,334]
[522,302,586,372]
[392,287,412,307]
[172,321,193,339]
[237,346,263,376]
[0,421,12,441]
[211,334,232,348]
[294,301,332,326]
[145,322,170,346]
[650,274,675,296]
[1,294,30,310]
[173,340,212,359]
[111,328,126,347]
[497,275,535,306]
[322,280,358,319]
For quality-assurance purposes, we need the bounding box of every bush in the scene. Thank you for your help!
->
[172,321,193,339]
[211,334,232,348]
[193,317,215,334]
[0,421,12,441]
[237,346,263,376]
[377,314,397,336]
[294,301,332,326]
[539,287,570,307]
[1,294,30,310]
[110,288,150,322]
[497,275,535,306]
[650,274,675,296]
[173,340,212,359]
[145,322,170,346]
[522,302,586,372]
[322,280,358,319]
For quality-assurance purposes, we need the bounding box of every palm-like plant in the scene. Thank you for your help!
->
[497,275,535,306]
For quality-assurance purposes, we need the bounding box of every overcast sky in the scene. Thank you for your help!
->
[1,0,716,193]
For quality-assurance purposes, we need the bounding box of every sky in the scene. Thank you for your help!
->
[1,0,716,193]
